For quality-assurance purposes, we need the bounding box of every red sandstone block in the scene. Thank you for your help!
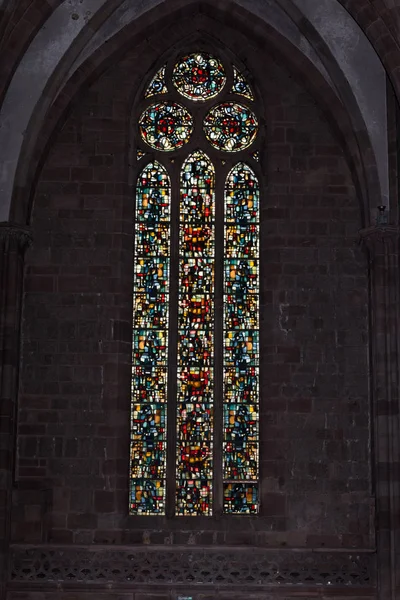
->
[95,141,124,155]
[327,185,349,194]
[49,528,73,543]
[94,529,123,544]
[67,512,97,529]
[85,118,126,132]
[307,534,341,548]
[262,493,286,516]
[309,156,339,168]
[260,441,288,460]
[19,436,38,457]
[70,167,94,181]
[265,207,290,219]
[57,276,93,292]
[260,398,288,412]
[19,425,46,435]
[93,490,114,513]
[39,181,78,195]
[0,449,12,469]
[315,145,343,156]
[80,182,105,195]
[309,222,328,235]
[41,167,70,181]
[278,346,301,363]
[269,127,285,142]
[18,466,47,477]
[99,130,126,143]
[89,155,114,166]
[25,276,54,293]
[308,462,329,478]
[288,398,312,413]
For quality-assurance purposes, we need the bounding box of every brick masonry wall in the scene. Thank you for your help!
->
[15,49,373,550]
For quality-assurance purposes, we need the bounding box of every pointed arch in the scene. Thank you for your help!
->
[223,163,259,514]
[176,150,215,516]
[130,161,171,515]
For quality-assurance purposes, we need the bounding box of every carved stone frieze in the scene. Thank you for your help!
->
[9,545,375,588]
[0,222,32,252]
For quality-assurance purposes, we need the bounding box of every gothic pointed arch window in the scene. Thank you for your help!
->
[131,51,261,517]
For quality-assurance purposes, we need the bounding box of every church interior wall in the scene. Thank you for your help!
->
[15,41,372,556]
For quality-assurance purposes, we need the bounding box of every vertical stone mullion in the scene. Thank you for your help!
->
[0,222,31,600]
[361,225,400,600]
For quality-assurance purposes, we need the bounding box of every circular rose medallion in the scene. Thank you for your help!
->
[173,53,226,101]
[139,102,193,151]
[203,102,258,152]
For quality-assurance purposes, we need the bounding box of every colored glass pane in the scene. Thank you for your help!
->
[130,162,170,515]
[176,151,215,515]
[137,149,146,160]
[223,163,259,514]
[173,53,226,101]
[145,65,168,98]
[231,66,254,100]
[176,480,212,515]
[139,102,193,151]
[203,102,258,152]
[223,403,258,479]
[223,483,258,514]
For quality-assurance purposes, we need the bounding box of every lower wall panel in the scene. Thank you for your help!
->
[7,545,377,599]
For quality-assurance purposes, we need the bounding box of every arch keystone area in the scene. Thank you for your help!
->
[0,0,389,225]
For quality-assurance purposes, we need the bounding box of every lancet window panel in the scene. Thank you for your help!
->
[176,151,215,516]
[223,163,260,514]
[130,161,171,515]
[131,50,261,517]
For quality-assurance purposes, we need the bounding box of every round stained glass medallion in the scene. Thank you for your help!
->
[203,102,258,152]
[173,53,226,101]
[139,102,193,151]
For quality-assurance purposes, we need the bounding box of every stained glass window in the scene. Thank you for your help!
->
[145,65,168,98]
[139,102,193,151]
[231,66,254,100]
[176,151,215,515]
[173,53,226,101]
[203,103,258,152]
[223,164,259,513]
[130,162,170,515]
[132,52,260,517]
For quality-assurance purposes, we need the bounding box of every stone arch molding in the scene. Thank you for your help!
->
[0,0,387,224]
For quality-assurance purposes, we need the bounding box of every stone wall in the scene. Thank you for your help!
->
[11,45,374,598]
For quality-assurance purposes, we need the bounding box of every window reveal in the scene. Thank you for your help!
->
[131,52,260,516]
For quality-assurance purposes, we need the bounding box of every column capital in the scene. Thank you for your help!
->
[359,225,400,254]
[0,222,32,252]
